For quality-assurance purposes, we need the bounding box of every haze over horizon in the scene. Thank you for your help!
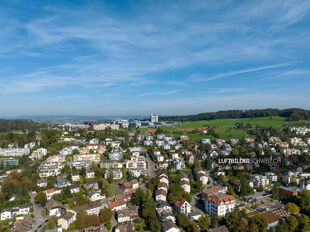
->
[1,0,310,116]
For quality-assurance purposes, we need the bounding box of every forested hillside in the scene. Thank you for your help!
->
[160,108,310,122]
[0,119,43,132]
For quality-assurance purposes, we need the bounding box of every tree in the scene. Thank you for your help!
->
[240,178,254,196]
[105,221,112,230]
[271,183,279,199]
[99,208,113,223]
[297,214,310,232]
[285,202,300,214]
[35,191,47,207]
[177,213,191,230]
[299,190,310,213]
[80,167,86,177]
[251,214,268,232]
[238,217,249,232]
[197,215,210,230]
[249,223,259,232]
[286,216,299,232]
[62,186,73,199]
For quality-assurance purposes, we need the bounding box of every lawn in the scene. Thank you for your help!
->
[159,117,304,141]
[101,179,122,196]
[164,116,290,130]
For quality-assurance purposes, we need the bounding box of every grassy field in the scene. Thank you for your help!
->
[101,179,122,196]
[165,116,290,130]
[160,116,303,141]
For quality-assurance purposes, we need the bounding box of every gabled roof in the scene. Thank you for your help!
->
[59,211,75,221]
[155,189,167,196]
[108,199,126,209]
[206,194,235,206]
[161,221,179,231]
[174,198,188,208]
[45,199,64,211]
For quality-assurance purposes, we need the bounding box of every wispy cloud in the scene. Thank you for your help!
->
[188,63,292,82]
[138,89,180,97]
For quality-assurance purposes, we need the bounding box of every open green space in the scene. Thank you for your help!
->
[101,179,122,196]
[159,117,310,141]
[165,116,290,130]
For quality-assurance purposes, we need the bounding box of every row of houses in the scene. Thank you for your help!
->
[0,204,31,221]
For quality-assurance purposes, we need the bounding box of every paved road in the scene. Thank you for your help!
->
[29,192,48,232]
[146,153,156,178]
[190,194,206,215]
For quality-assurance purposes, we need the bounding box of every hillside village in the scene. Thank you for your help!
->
[1,116,310,232]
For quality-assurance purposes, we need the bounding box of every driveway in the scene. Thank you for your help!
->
[29,191,48,232]
[190,194,206,215]
[146,153,156,178]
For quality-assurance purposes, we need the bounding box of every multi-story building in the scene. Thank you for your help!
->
[250,174,270,187]
[204,193,236,217]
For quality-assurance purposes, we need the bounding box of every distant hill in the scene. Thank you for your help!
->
[0,119,43,132]
[3,114,148,122]
[160,108,310,122]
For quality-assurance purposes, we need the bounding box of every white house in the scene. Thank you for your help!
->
[204,194,236,217]
[155,189,167,202]
[71,173,80,182]
[174,199,191,215]
[86,170,95,179]
[69,184,80,194]
[45,199,64,217]
[161,221,181,232]
[88,191,105,201]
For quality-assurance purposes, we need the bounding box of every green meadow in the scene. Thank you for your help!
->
[159,116,308,141]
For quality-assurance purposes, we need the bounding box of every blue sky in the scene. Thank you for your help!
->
[0,0,310,116]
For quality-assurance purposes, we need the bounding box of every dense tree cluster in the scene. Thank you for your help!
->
[75,210,100,229]
[160,108,310,122]
[0,119,43,132]
[133,188,160,232]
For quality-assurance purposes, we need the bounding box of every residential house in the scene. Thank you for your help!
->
[56,176,68,188]
[108,199,126,212]
[194,168,208,185]
[86,180,98,190]
[179,174,190,193]
[250,174,270,188]
[109,151,123,161]
[188,211,202,220]
[120,179,139,192]
[174,199,191,215]
[86,170,95,179]
[45,199,64,217]
[156,201,172,214]
[117,207,138,223]
[11,216,33,232]
[46,187,62,200]
[71,173,80,182]
[73,202,104,215]
[87,190,105,201]
[156,189,167,202]
[58,211,76,230]
[161,221,181,232]
[69,184,80,194]
[37,178,47,188]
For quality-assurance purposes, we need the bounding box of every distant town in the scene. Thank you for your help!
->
[0,112,310,232]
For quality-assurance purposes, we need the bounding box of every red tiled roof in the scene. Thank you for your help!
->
[147,129,156,134]
[207,194,235,206]
[108,199,126,209]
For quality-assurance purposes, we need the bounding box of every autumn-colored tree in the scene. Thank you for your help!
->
[35,191,47,207]
[285,202,300,214]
